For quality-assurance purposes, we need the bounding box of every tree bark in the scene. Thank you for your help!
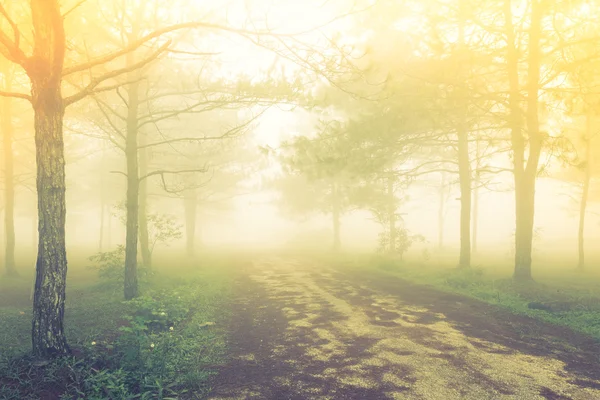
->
[138,131,151,269]
[577,111,593,270]
[29,0,70,358]
[124,75,140,300]
[184,189,197,257]
[1,66,17,276]
[332,182,341,252]
[505,0,543,281]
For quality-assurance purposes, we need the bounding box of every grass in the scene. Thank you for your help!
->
[0,250,236,400]
[330,250,600,341]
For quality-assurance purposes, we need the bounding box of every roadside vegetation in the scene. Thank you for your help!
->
[331,251,600,341]
[0,251,233,400]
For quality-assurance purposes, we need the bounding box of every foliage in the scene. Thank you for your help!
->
[88,246,152,287]
[377,226,426,260]
[112,203,183,256]
[0,258,231,400]
[146,213,183,256]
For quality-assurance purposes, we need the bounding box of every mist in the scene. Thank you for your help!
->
[1,0,600,399]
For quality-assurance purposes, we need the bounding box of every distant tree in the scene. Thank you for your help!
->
[273,122,364,251]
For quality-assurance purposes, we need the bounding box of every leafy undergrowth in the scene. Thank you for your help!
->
[0,255,233,400]
[335,253,600,341]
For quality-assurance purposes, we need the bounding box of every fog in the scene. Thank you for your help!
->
[2,0,600,398]
[6,104,600,260]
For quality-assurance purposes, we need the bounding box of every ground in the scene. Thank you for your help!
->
[208,257,600,400]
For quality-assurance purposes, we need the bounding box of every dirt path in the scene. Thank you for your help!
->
[208,257,600,400]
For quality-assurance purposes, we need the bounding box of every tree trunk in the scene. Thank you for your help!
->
[577,111,593,270]
[505,0,543,281]
[332,182,341,252]
[1,66,17,276]
[387,175,396,253]
[514,173,536,279]
[124,76,140,300]
[138,131,151,269]
[438,173,446,249]
[29,0,70,359]
[472,139,481,254]
[472,175,479,254]
[456,0,471,269]
[184,189,197,257]
[457,129,471,268]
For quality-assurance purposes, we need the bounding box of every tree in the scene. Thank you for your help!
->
[1,62,17,276]
[547,11,600,270]
[274,123,362,251]
[0,0,257,358]
[0,0,73,359]
[503,0,544,280]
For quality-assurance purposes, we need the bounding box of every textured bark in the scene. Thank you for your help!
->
[1,66,17,276]
[28,0,70,358]
[331,183,341,252]
[124,77,140,300]
[184,189,197,257]
[138,132,151,269]
[577,111,593,270]
[505,0,543,281]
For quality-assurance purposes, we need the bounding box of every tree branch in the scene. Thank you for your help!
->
[139,167,209,182]
[0,4,26,65]
[138,108,266,149]
[62,0,88,18]
[62,22,252,77]
[64,42,169,106]
[110,170,128,177]
[62,4,368,78]
[0,90,31,102]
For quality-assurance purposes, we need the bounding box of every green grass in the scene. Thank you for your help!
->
[331,252,600,341]
[0,251,235,400]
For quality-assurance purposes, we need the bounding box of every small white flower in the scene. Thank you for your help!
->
[150,343,155,348]
[169,327,174,331]
[91,341,96,346]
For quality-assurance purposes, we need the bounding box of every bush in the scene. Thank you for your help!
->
[0,269,227,400]
[88,246,152,287]
[377,226,425,260]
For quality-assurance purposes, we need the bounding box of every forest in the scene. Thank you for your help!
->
[1,0,600,399]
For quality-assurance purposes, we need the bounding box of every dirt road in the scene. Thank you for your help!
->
[208,257,600,400]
